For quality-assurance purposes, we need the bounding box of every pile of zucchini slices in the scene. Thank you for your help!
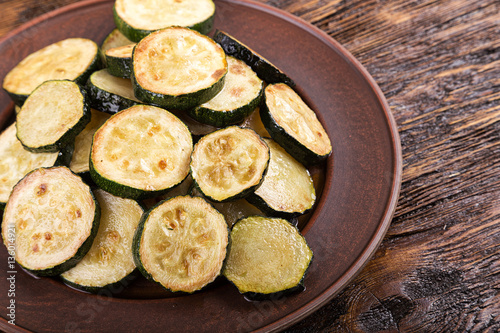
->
[0,0,332,299]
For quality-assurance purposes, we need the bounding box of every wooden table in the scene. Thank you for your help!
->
[0,0,498,332]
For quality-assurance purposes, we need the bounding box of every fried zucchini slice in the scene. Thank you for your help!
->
[133,195,228,293]
[0,123,66,209]
[69,109,111,175]
[16,80,91,153]
[87,69,139,114]
[132,27,227,110]
[1,166,100,276]
[246,138,316,218]
[114,0,215,42]
[90,105,193,200]
[105,44,135,78]
[188,56,263,127]
[260,83,332,166]
[2,38,101,106]
[223,216,313,299]
[213,30,295,87]
[61,189,143,293]
[190,126,269,202]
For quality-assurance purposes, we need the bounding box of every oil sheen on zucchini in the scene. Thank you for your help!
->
[87,69,139,114]
[213,30,295,87]
[260,83,332,166]
[0,123,64,209]
[190,126,270,202]
[61,189,143,293]
[246,138,316,218]
[114,0,215,42]
[90,105,193,200]
[223,216,313,299]
[16,80,91,153]
[188,56,263,127]
[1,166,100,276]
[133,195,228,293]
[70,109,111,175]
[132,27,227,110]
[2,38,101,106]
[105,44,135,78]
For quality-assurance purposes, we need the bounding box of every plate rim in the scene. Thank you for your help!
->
[0,0,402,332]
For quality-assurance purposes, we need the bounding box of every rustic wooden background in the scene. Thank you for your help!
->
[1,0,499,332]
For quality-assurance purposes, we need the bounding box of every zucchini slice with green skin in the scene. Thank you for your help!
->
[16,80,91,153]
[246,138,316,218]
[132,195,228,293]
[190,126,270,202]
[2,38,101,106]
[260,83,332,166]
[132,27,227,110]
[105,44,135,78]
[213,30,295,87]
[101,28,134,54]
[223,216,313,300]
[113,0,215,42]
[70,109,111,175]
[90,105,193,200]
[61,189,143,293]
[87,69,139,114]
[0,123,70,209]
[188,56,263,127]
[1,166,100,277]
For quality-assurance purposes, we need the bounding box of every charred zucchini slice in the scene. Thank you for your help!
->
[133,195,228,293]
[90,105,193,200]
[223,216,313,299]
[87,69,139,114]
[0,123,66,209]
[246,138,316,218]
[16,80,91,153]
[61,189,143,293]
[188,56,263,127]
[1,166,100,276]
[213,30,295,87]
[105,44,135,78]
[260,83,332,166]
[190,126,269,202]
[114,0,215,42]
[69,109,111,175]
[2,38,101,106]
[132,27,227,110]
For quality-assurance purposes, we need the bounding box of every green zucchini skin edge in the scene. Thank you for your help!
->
[88,158,186,201]
[60,269,140,294]
[86,77,138,114]
[17,82,92,153]
[105,54,132,79]
[131,68,226,111]
[259,99,331,167]
[245,191,312,219]
[213,30,295,87]
[12,169,101,277]
[113,5,215,43]
[187,86,263,127]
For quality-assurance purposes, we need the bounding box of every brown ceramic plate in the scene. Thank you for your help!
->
[0,0,402,332]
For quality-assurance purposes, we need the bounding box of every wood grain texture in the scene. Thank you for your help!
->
[0,0,499,332]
